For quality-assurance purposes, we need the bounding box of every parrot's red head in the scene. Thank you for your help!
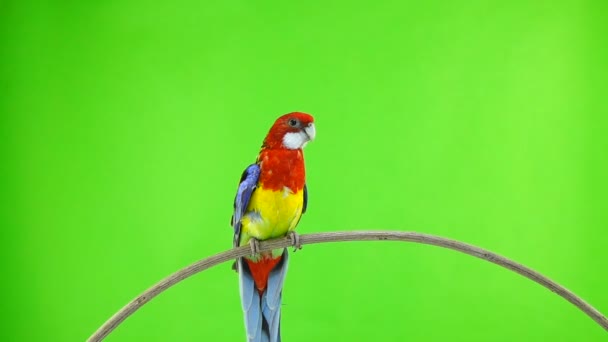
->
[262,112,316,150]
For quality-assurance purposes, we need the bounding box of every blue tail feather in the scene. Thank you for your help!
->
[238,250,289,342]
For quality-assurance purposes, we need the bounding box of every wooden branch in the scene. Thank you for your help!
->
[88,231,608,341]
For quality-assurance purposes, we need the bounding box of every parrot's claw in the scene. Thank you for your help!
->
[249,238,261,256]
[288,231,302,252]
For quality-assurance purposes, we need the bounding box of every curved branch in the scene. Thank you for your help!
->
[88,231,608,341]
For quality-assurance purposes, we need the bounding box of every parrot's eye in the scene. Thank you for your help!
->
[288,119,299,127]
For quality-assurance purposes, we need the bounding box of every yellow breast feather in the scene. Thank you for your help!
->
[240,186,303,246]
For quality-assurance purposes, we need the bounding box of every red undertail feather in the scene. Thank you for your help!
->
[245,255,283,294]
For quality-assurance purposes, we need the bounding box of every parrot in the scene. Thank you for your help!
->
[230,112,316,342]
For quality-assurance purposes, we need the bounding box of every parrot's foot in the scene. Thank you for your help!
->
[249,238,261,256]
[288,231,302,252]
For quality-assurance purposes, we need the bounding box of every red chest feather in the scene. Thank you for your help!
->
[257,149,306,191]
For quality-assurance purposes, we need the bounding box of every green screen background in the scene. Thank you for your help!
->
[2,1,607,341]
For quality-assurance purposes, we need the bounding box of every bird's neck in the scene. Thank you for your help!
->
[257,148,306,192]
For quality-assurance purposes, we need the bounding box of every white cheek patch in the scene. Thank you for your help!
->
[282,131,308,149]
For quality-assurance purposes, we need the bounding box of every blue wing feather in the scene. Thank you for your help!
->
[232,164,260,247]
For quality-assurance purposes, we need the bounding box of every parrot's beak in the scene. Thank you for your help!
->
[303,123,316,141]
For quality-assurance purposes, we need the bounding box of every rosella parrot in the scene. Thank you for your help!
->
[231,112,316,342]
